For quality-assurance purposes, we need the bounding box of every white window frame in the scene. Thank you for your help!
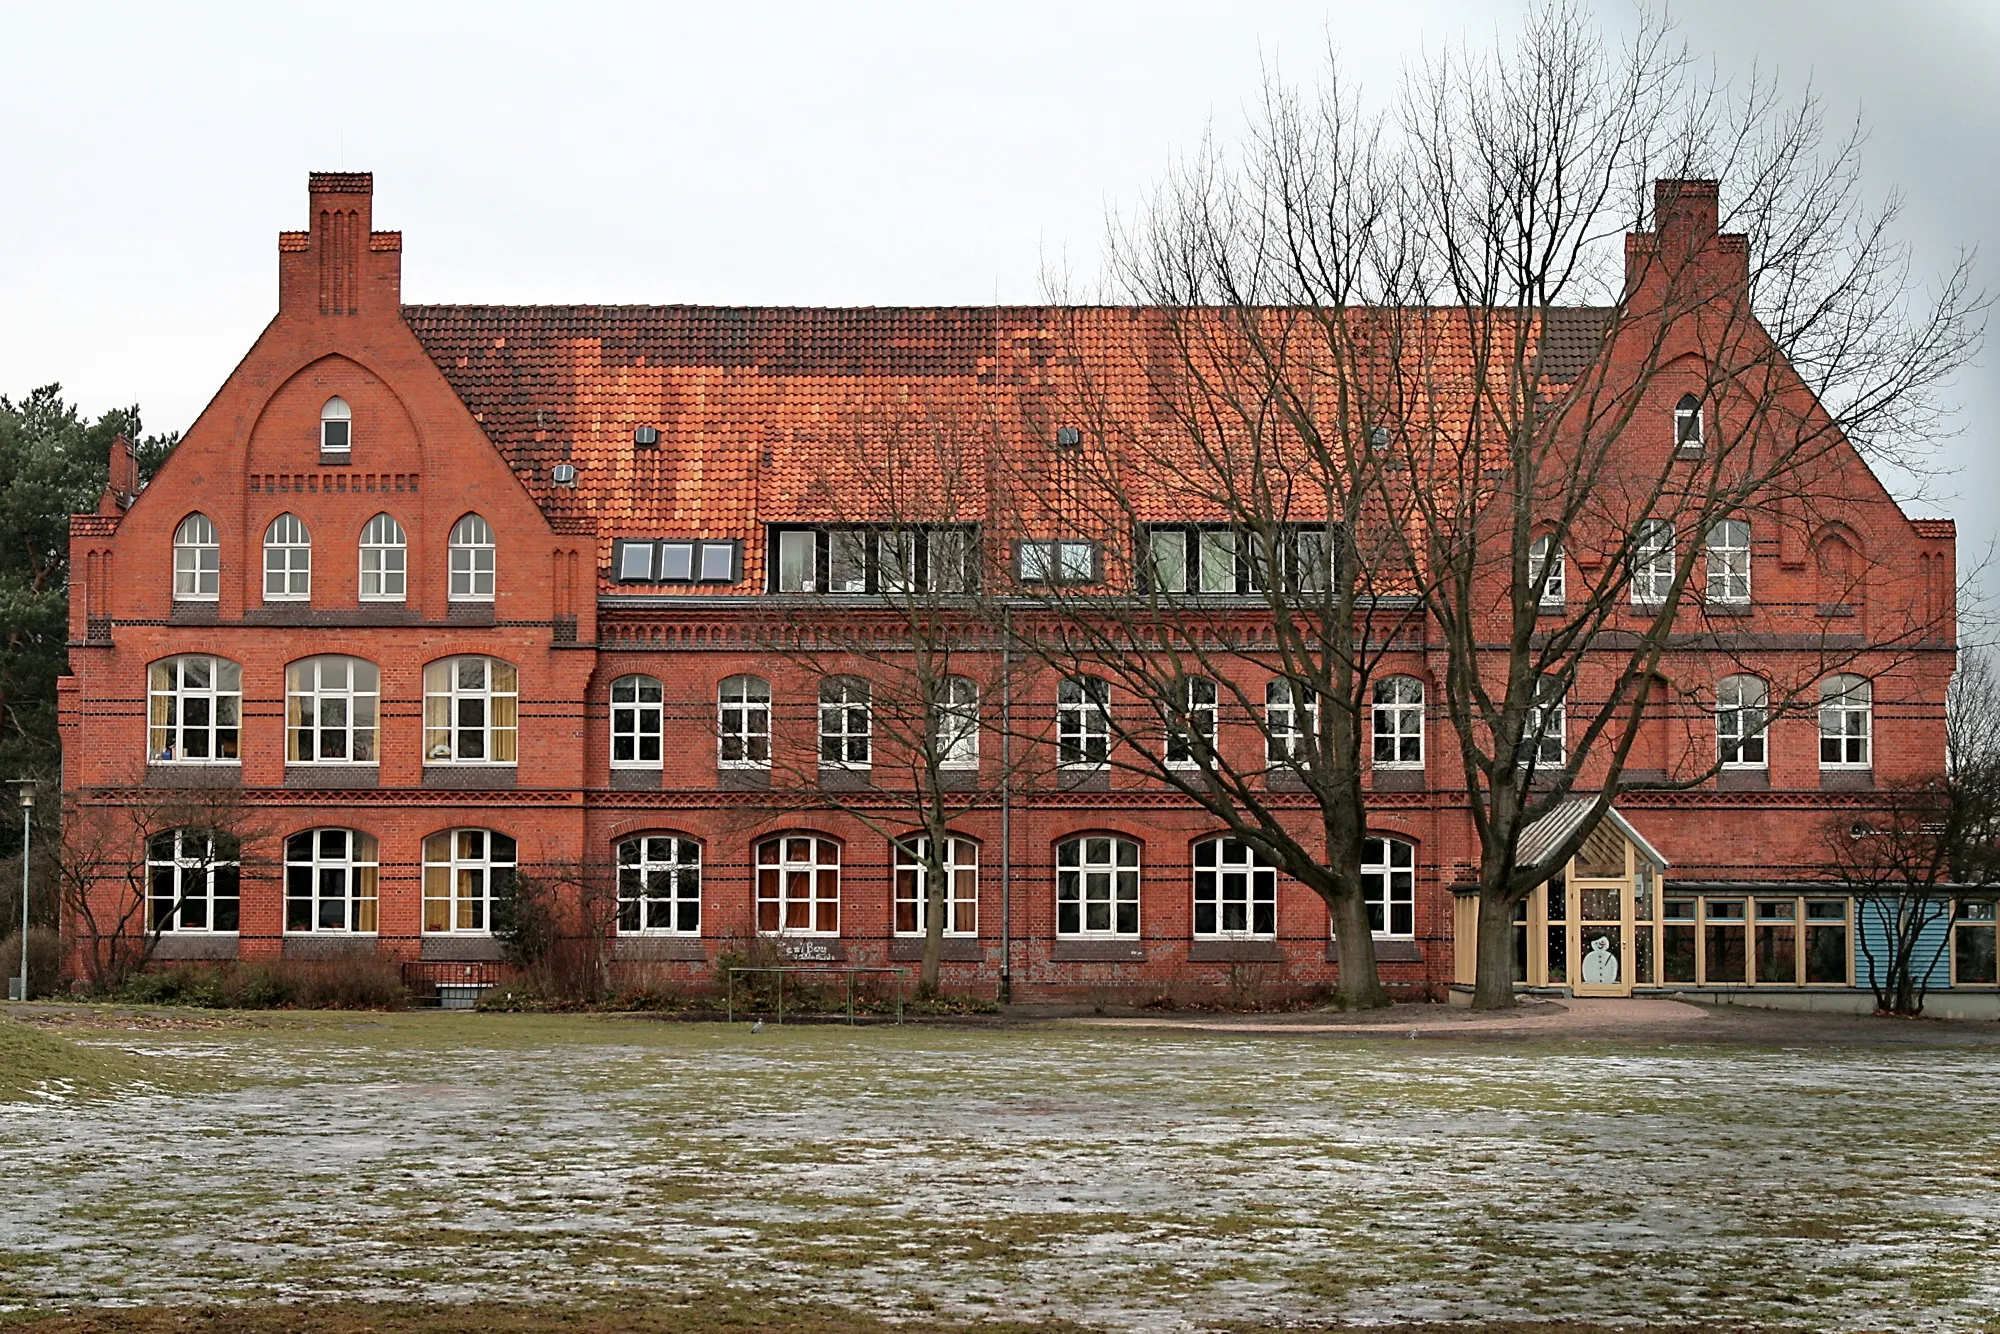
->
[935,675,979,770]
[286,656,380,764]
[147,829,240,935]
[1016,539,1099,584]
[1372,676,1425,769]
[1631,519,1676,606]
[893,836,979,936]
[1716,674,1769,769]
[1360,837,1417,938]
[173,513,220,601]
[1525,677,1566,769]
[1193,836,1276,939]
[1674,393,1705,450]
[1265,677,1318,764]
[1820,675,1872,769]
[617,835,701,935]
[448,513,496,602]
[1706,518,1752,605]
[1529,533,1565,608]
[423,657,518,764]
[284,828,379,934]
[818,677,872,769]
[718,674,772,769]
[755,835,841,935]
[1056,835,1141,937]
[262,513,311,601]
[1059,676,1111,770]
[1166,676,1218,768]
[610,674,664,769]
[148,655,242,765]
[320,396,352,454]
[359,513,407,602]
[422,828,516,935]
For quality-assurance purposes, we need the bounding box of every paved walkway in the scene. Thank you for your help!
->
[1071,996,1716,1039]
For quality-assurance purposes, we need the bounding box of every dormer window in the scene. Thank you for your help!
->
[321,397,352,456]
[1673,394,1704,455]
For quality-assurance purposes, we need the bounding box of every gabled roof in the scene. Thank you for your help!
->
[1516,797,1670,871]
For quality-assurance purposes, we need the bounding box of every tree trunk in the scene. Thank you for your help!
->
[1470,889,1519,1010]
[1327,891,1388,1009]
[919,846,946,997]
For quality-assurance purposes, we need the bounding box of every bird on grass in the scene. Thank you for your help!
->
[751,1018,764,1033]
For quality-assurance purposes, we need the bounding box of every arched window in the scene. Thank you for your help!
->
[618,835,701,935]
[284,829,379,933]
[1056,835,1140,937]
[1361,837,1416,938]
[286,656,379,763]
[1820,675,1872,768]
[894,836,978,935]
[320,397,352,454]
[1265,678,1317,763]
[819,677,871,769]
[448,514,496,602]
[935,676,980,769]
[1166,677,1218,767]
[1706,518,1751,605]
[422,829,516,934]
[1674,393,1704,450]
[1058,676,1111,769]
[611,675,664,768]
[756,835,840,935]
[1193,836,1276,938]
[147,828,240,934]
[173,514,220,601]
[423,657,517,763]
[359,513,407,602]
[1372,676,1424,768]
[1716,675,1769,768]
[148,655,242,763]
[1529,533,1565,608]
[263,513,311,601]
[718,675,772,768]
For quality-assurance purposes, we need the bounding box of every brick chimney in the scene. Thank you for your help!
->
[278,171,402,317]
[1625,177,1748,301]
[97,432,137,514]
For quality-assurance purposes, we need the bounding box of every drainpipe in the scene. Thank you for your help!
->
[999,602,1013,1004]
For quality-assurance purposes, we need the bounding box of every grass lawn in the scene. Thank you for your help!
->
[2,1007,1997,1332]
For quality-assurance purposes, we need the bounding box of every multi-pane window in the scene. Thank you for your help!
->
[263,513,311,600]
[421,829,517,933]
[1058,676,1111,768]
[1659,895,1850,986]
[1265,678,1318,764]
[1674,393,1705,450]
[718,675,772,768]
[286,656,379,763]
[1361,837,1416,937]
[610,675,664,768]
[755,835,840,934]
[617,835,701,934]
[320,396,352,454]
[1819,675,1872,767]
[935,675,979,769]
[1165,677,1218,767]
[147,829,241,933]
[1955,900,1998,986]
[359,513,407,601]
[1525,677,1566,769]
[819,677,872,768]
[1630,519,1676,605]
[614,538,741,584]
[284,829,379,933]
[1529,533,1565,608]
[770,525,976,594]
[1056,835,1140,936]
[148,655,242,763]
[448,514,496,601]
[1706,518,1751,604]
[1716,674,1768,768]
[1141,525,1331,595]
[423,657,518,763]
[1193,837,1276,937]
[1372,676,1424,768]
[893,836,978,935]
[1015,539,1099,585]
[173,514,220,600]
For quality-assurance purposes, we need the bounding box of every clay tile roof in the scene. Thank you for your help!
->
[1912,519,1957,539]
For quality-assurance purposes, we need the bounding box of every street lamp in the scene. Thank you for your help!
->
[10,781,32,1003]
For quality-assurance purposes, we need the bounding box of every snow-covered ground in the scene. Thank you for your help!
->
[3,1011,1997,1330]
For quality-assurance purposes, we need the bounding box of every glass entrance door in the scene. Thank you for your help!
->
[1573,884,1629,994]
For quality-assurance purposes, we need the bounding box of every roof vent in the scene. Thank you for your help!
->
[634,425,660,448]
[550,463,578,487]
[1054,426,1083,449]
[1369,427,1390,448]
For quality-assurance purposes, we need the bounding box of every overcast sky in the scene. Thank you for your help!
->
[4,0,1994,623]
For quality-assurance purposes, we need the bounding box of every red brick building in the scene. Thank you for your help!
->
[59,172,1981,1005]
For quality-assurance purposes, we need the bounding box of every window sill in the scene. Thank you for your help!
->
[420,935,504,962]
[610,768,662,791]
[1717,767,1770,791]
[446,601,496,626]
[1050,939,1146,963]
[1058,768,1111,793]
[145,764,241,788]
[1537,603,1567,617]
[1371,768,1426,792]
[889,938,985,962]
[1189,939,1281,963]
[1820,768,1875,791]
[1703,601,1753,617]
[319,451,351,467]
[422,766,517,790]
[282,935,378,959]
[151,934,240,961]
[286,764,379,789]
[168,601,219,624]
[818,767,873,792]
[613,936,707,962]
[1328,938,1423,963]
[718,767,771,791]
